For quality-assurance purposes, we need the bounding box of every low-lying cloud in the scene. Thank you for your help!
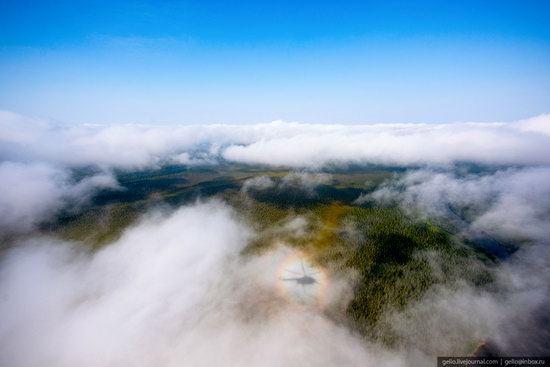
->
[383,242,550,357]
[2,111,550,169]
[0,162,117,234]
[0,201,408,367]
[364,167,550,243]
[358,166,550,356]
[241,172,332,196]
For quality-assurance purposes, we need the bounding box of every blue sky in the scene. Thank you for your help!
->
[1,0,549,124]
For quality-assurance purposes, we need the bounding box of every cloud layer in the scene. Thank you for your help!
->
[365,167,550,243]
[361,167,550,356]
[0,162,117,234]
[241,172,332,196]
[2,111,550,169]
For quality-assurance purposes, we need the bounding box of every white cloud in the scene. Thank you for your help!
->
[0,162,118,234]
[241,172,332,196]
[0,201,411,367]
[171,152,216,166]
[383,243,550,356]
[241,175,275,193]
[366,167,550,243]
[2,111,550,169]
[222,117,550,167]
[356,166,550,355]
[516,114,550,136]
[280,172,332,192]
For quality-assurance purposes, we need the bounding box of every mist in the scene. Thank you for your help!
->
[0,162,117,235]
[365,167,550,243]
[363,167,550,356]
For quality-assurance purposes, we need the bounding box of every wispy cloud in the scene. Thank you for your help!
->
[0,162,117,235]
[365,167,550,243]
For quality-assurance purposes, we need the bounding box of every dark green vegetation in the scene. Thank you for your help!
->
[232,198,494,342]
[341,207,493,339]
[46,165,498,344]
